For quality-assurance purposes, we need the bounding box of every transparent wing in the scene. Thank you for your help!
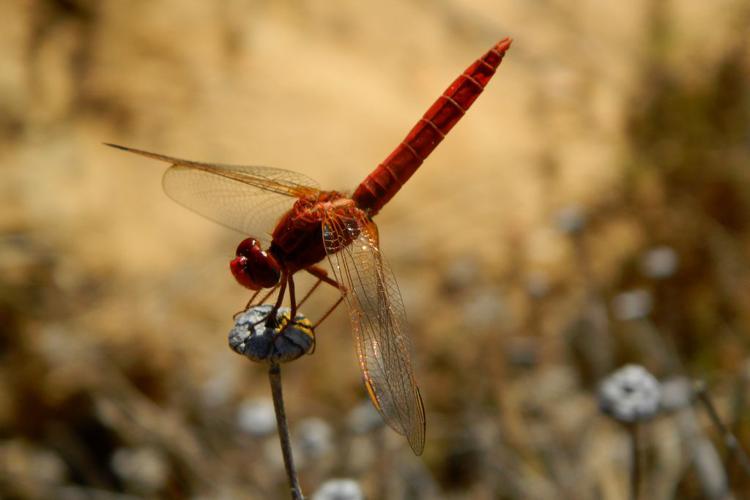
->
[108,144,320,245]
[323,209,425,455]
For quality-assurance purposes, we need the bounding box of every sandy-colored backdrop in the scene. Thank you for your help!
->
[2,1,749,498]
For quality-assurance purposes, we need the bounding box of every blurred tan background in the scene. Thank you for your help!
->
[1,0,749,498]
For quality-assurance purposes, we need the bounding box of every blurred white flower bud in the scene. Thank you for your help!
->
[236,398,276,437]
[312,479,364,500]
[641,246,679,279]
[347,401,383,435]
[111,447,168,494]
[659,377,693,411]
[554,205,586,235]
[612,289,653,321]
[598,365,661,423]
[296,417,333,461]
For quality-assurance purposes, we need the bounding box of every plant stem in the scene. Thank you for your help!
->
[694,380,750,478]
[629,423,640,500]
[269,362,303,500]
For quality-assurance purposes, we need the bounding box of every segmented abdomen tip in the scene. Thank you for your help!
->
[494,37,513,54]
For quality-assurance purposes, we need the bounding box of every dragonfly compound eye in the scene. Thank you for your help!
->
[230,238,281,290]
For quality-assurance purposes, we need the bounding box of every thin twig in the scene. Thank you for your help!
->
[629,423,640,500]
[269,362,304,500]
[694,380,750,478]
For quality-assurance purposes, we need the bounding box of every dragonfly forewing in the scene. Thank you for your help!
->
[107,144,320,245]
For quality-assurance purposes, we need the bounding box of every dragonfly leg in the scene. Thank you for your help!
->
[296,278,322,309]
[244,289,262,309]
[233,283,281,320]
[233,288,262,319]
[288,275,298,320]
[283,274,318,356]
[258,283,281,307]
[313,296,345,330]
[305,265,341,289]
[301,265,347,329]
[262,272,287,328]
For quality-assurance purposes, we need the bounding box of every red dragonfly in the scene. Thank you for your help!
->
[108,38,511,455]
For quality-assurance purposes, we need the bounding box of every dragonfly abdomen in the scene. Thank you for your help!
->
[352,38,512,216]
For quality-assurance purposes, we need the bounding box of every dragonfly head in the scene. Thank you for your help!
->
[230,238,281,290]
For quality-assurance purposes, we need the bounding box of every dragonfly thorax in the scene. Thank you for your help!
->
[230,238,281,290]
[295,191,352,220]
[264,192,355,275]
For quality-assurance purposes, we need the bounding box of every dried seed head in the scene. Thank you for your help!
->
[659,377,693,412]
[598,364,662,423]
[111,447,169,494]
[612,289,653,321]
[236,398,276,437]
[312,479,364,500]
[347,400,384,435]
[555,205,586,236]
[641,245,679,279]
[228,305,314,363]
[295,417,334,462]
